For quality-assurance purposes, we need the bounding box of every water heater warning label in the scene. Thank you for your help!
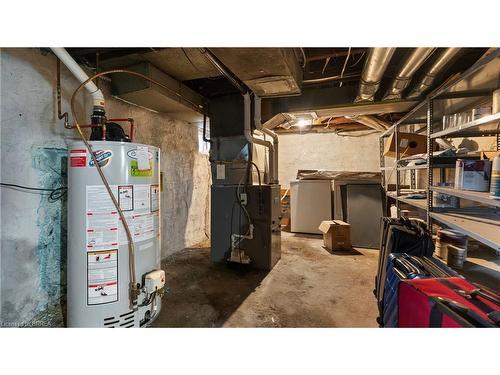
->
[150,184,160,212]
[118,185,134,211]
[86,185,159,249]
[70,149,87,168]
[87,249,118,305]
[86,186,119,250]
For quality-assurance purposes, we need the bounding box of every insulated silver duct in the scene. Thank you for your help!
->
[356,48,396,102]
[406,48,461,98]
[383,48,436,100]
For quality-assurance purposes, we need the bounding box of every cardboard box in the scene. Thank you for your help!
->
[318,220,351,251]
[383,132,427,158]
[481,151,500,160]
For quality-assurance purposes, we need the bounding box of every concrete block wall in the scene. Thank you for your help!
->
[0,48,210,326]
[278,131,381,187]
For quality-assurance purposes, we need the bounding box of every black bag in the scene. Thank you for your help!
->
[375,217,434,323]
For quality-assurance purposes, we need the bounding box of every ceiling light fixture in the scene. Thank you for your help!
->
[296,118,312,128]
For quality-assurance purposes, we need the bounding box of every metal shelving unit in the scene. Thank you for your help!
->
[386,192,427,210]
[380,48,500,253]
[430,186,500,208]
[431,112,500,139]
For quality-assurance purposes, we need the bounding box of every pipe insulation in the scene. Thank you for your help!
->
[51,48,105,108]
[356,48,396,102]
[407,48,461,98]
[384,48,436,100]
[346,115,390,132]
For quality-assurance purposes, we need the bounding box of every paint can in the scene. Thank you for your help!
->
[490,156,500,200]
[447,244,467,269]
[436,229,468,261]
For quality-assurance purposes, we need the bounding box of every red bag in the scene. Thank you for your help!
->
[398,277,500,328]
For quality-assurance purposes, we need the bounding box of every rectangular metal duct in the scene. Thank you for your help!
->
[210,48,303,97]
[111,62,207,123]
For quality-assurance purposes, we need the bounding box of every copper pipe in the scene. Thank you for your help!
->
[56,58,71,128]
[70,69,196,308]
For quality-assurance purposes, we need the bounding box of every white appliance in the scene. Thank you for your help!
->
[68,141,163,327]
[290,180,332,234]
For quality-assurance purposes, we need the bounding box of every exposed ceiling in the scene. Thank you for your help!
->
[67,47,488,131]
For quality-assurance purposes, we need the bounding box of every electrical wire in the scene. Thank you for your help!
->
[339,47,351,87]
[250,161,262,187]
[181,48,221,81]
[324,116,334,129]
[349,51,366,68]
[321,57,332,75]
[0,183,67,202]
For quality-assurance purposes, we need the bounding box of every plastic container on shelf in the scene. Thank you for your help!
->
[472,105,492,120]
[490,156,500,199]
[433,182,459,208]
[390,204,398,218]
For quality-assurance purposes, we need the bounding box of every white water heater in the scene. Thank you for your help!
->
[67,140,163,327]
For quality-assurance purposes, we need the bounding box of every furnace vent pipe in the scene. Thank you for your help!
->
[356,48,396,102]
[243,94,274,184]
[406,48,461,99]
[261,128,279,184]
[383,48,436,100]
[51,48,105,109]
[254,96,278,184]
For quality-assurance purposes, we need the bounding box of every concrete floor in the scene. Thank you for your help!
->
[152,231,380,328]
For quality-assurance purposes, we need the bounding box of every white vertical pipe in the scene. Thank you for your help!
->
[51,47,105,108]
[243,93,274,184]
[261,128,279,184]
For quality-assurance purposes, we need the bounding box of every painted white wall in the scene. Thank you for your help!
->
[278,131,381,187]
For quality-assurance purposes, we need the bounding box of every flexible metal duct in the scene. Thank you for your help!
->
[406,48,461,98]
[356,48,396,102]
[383,48,436,100]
